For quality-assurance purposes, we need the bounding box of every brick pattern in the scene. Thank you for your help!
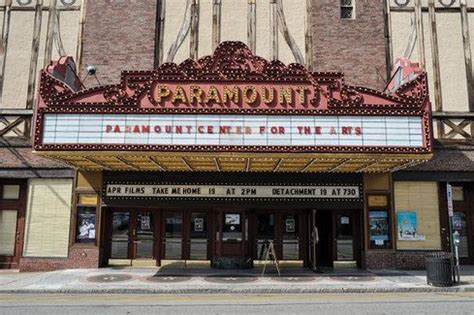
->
[19,247,99,272]
[80,0,158,85]
[363,251,442,270]
[362,251,396,270]
[311,0,387,89]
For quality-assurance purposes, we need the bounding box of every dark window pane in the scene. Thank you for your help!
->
[340,0,352,5]
[257,214,275,239]
[341,7,353,19]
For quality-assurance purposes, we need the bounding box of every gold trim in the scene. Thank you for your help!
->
[34,150,433,173]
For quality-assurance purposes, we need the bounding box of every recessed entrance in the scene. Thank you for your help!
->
[104,207,361,269]
[312,210,361,268]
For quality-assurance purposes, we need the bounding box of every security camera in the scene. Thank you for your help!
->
[86,64,97,76]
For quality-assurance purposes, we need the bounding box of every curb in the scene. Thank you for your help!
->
[2,286,474,294]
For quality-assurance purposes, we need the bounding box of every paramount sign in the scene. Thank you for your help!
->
[151,83,316,110]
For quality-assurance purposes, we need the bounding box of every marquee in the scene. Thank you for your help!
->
[33,41,432,173]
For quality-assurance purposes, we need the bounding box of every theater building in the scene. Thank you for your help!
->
[31,40,433,270]
[9,0,472,271]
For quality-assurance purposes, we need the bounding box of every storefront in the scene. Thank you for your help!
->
[32,42,433,270]
[98,172,363,268]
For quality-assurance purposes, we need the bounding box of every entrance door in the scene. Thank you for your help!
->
[450,184,474,264]
[162,212,183,259]
[255,213,275,260]
[109,210,156,260]
[282,213,301,260]
[161,211,210,261]
[217,210,248,257]
[0,183,25,269]
[314,210,333,267]
[333,211,360,266]
[0,210,21,268]
[189,212,209,259]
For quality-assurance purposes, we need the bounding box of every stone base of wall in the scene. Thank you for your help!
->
[19,247,99,272]
[363,250,442,270]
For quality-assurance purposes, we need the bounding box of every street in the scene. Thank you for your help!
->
[1,292,474,315]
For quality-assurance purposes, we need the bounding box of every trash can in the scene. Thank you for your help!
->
[425,252,453,287]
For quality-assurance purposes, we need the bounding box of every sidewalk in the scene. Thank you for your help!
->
[1,266,474,294]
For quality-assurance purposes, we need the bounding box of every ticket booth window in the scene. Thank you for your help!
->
[223,213,242,241]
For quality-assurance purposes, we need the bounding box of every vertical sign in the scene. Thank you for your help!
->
[447,183,454,217]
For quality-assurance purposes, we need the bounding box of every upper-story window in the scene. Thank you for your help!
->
[340,0,355,19]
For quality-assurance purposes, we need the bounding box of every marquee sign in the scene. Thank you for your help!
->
[42,113,423,148]
[32,41,433,172]
[104,184,361,200]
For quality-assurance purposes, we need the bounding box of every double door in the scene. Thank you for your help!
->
[312,210,361,268]
[109,210,155,260]
[252,211,303,261]
[161,211,210,260]
[108,209,211,263]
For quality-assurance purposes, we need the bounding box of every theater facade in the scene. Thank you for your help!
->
[32,42,433,270]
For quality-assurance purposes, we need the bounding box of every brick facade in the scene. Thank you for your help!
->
[19,247,99,272]
[363,251,442,270]
[310,0,387,89]
[81,0,158,85]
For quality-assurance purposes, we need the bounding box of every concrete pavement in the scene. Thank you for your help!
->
[1,265,474,294]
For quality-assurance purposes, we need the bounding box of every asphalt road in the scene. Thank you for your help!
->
[1,292,474,315]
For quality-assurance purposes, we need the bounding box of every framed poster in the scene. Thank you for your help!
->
[194,217,204,232]
[285,218,295,233]
[76,206,96,243]
[369,210,389,247]
[141,215,151,230]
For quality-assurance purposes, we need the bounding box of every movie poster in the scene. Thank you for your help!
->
[369,210,389,247]
[397,211,425,241]
[76,207,96,243]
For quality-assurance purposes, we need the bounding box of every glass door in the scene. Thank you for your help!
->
[163,212,183,259]
[110,211,130,259]
[134,211,154,259]
[282,214,299,260]
[335,213,355,261]
[190,213,208,260]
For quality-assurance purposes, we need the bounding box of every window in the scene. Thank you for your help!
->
[23,179,73,258]
[340,0,355,19]
[452,186,465,202]
[2,185,20,200]
[223,213,242,241]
